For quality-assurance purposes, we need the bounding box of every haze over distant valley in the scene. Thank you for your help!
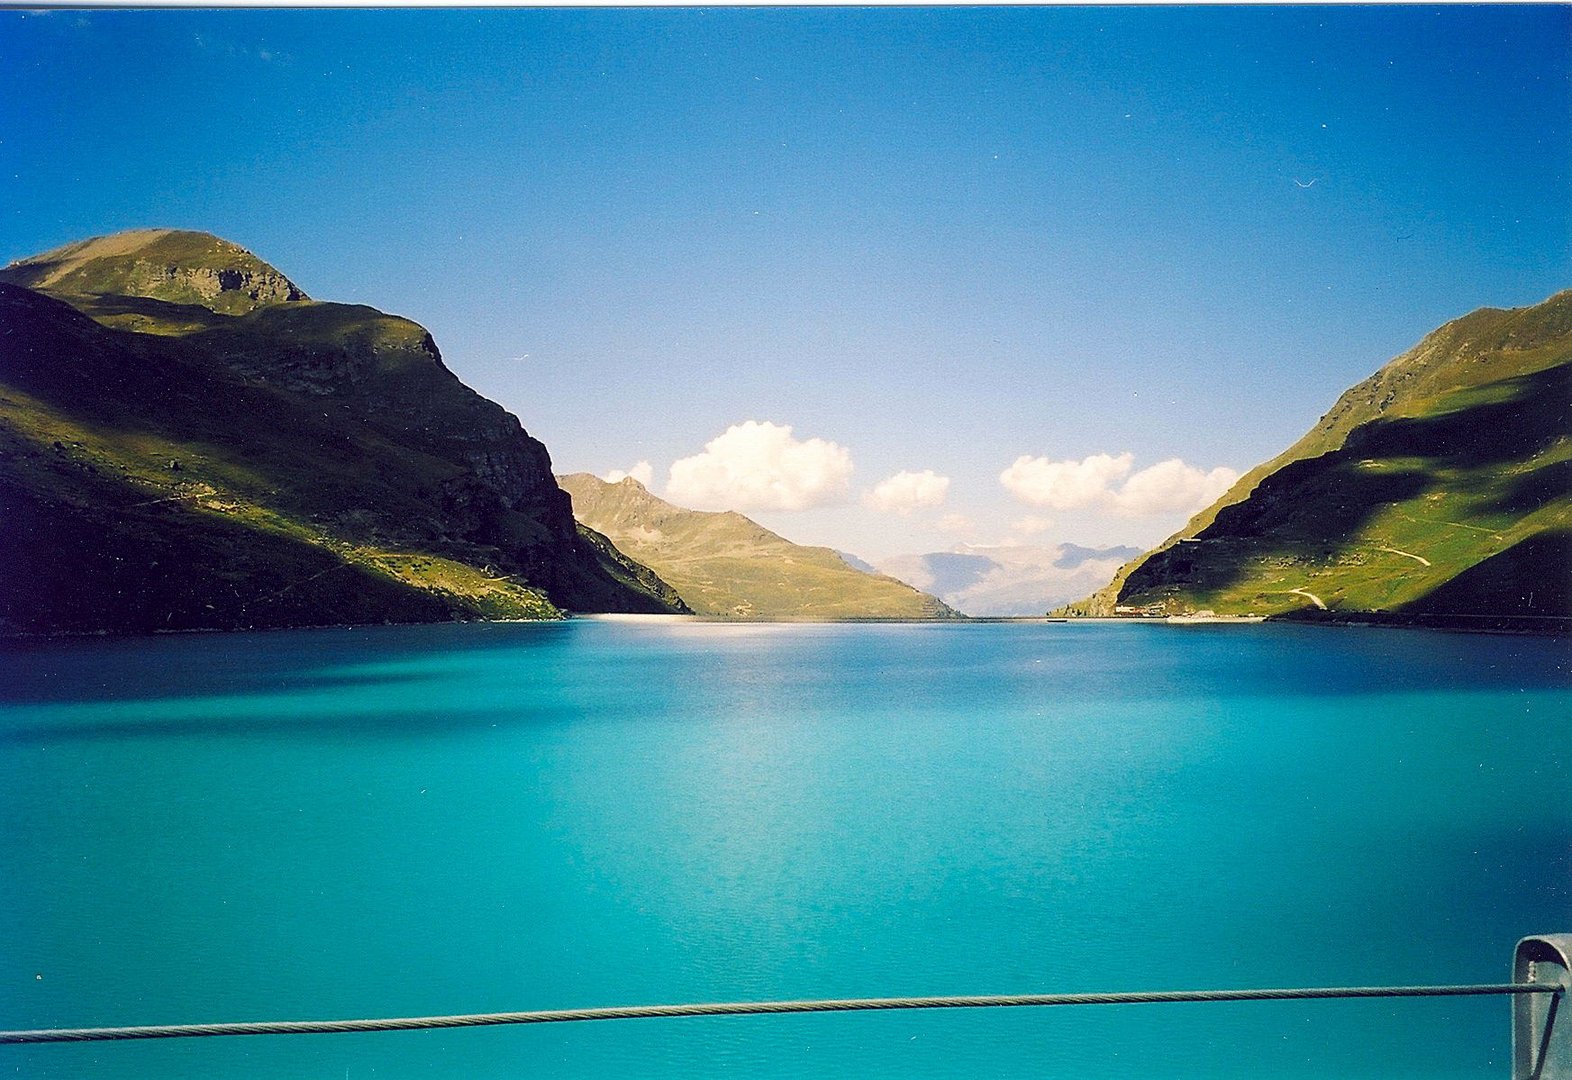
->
[877,543,1142,618]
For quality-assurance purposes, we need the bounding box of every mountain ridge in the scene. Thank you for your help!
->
[559,473,960,619]
[0,229,687,634]
[1063,290,1571,629]
[3,229,309,315]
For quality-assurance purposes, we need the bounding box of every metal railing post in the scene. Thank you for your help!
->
[1515,935,1571,1080]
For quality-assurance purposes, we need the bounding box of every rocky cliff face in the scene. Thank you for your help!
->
[104,259,306,312]
[1,229,308,314]
[0,230,686,633]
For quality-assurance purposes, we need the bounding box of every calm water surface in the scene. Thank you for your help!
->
[1,620,1567,1079]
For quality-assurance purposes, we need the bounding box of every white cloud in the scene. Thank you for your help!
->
[666,421,853,512]
[999,452,1133,510]
[603,461,654,487]
[1110,459,1238,515]
[1000,451,1237,518]
[863,469,950,515]
[935,513,974,534]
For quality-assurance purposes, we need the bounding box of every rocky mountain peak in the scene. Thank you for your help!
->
[0,228,308,315]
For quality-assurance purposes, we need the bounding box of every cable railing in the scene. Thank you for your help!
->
[5,934,1567,1079]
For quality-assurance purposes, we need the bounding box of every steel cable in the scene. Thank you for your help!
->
[3,982,1561,1044]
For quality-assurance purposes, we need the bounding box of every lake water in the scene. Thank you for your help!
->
[0,619,1567,1079]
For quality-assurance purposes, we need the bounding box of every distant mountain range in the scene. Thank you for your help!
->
[1065,290,1572,631]
[559,473,959,618]
[877,543,1140,617]
[0,229,687,634]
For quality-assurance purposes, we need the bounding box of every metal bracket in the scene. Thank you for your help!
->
[1515,935,1571,1080]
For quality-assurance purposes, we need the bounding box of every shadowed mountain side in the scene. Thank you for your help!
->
[1268,530,1571,633]
[1337,363,1569,469]
[1400,530,1571,620]
[0,230,688,633]
[0,471,471,635]
[1488,459,1572,517]
[1064,290,1571,626]
[0,297,563,630]
[575,523,690,613]
[559,473,958,618]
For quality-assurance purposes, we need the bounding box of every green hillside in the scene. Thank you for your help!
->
[1064,290,1572,630]
[0,230,687,635]
[2,229,308,315]
[559,473,960,619]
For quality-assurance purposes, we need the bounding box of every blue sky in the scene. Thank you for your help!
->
[3,7,1568,560]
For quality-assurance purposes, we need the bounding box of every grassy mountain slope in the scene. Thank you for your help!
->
[2,229,308,315]
[0,230,686,634]
[559,473,960,618]
[1063,290,1571,629]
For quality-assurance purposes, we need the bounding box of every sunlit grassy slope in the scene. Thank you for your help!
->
[559,473,960,618]
[1063,291,1571,629]
[0,231,687,634]
[1,229,308,315]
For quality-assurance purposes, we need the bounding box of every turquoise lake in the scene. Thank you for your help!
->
[1,619,1567,1079]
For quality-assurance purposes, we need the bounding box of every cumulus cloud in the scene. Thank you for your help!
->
[603,461,654,487]
[1000,452,1237,517]
[999,452,1135,510]
[666,421,853,512]
[1111,459,1238,515]
[863,469,950,515]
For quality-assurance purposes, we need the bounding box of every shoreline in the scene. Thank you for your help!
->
[1058,611,1570,638]
[4,608,1567,643]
